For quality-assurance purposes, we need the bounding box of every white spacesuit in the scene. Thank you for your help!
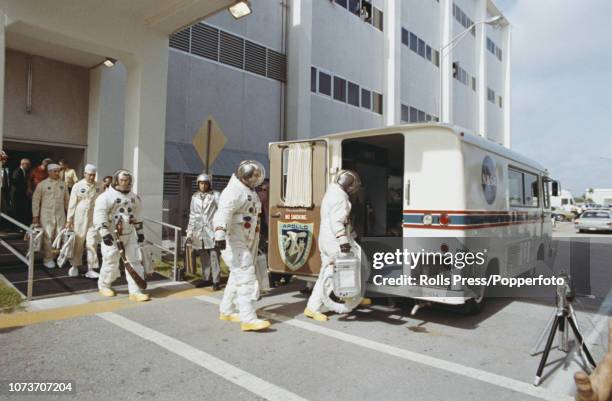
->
[93,169,149,302]
[186,173,221,289]
[305,170,366,321]
[66,164,101,278]
[213,160,270,332]
[32,164,69,269]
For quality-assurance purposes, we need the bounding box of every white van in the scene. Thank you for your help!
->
[551,189,579,215]
[267,124,557,313]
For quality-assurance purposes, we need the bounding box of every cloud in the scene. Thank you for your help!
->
[497,0,612,195]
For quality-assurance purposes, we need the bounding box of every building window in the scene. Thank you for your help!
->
[319,71,332,96]
[496,47,503,61]
[433,49,440,67]
[361,88,371,109]
[373,92,383,114]
[487,88,495,103]
[409,32,418,52]
[487,37,495,54]
[471,77,476,91]
[401,28,409,46]
[409,106,418,123]
[333,76,347,102]
[426,45,432,61]
[348,81,360,106]
[372,7,383,31]
[401,104,409,122]
[426,114,432,122]
[418,110,425,122]
[348,0,360,15]
[417,38,426,57]
[498,95,503,108]
[335,0,348,8]
[310,67,317,93]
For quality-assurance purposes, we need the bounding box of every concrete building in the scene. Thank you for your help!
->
[163,0,510,226]
[2,0,511,230]
[586,189,612,206]
[0,0,241,238]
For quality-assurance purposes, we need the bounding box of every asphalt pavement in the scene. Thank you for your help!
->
[0,222,609,401]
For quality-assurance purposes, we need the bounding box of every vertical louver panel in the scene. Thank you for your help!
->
[266,49,286,82]
[191,24,219,61]
[163,173,181,196]
[169,28,190,52]
[219,31,244,69]
[245,41,267,76]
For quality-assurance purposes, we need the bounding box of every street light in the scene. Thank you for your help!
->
[439,15,503,122]
[228,1,252,19]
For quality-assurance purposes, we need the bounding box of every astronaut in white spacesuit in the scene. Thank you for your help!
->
[66,164,101,278]
[304,169,368,321]
[32,163,69,269]
[186,173,221,290]
[93,169,149,302]
[213,160,270,332]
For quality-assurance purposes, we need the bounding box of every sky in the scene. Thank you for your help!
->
[494,0,612,196]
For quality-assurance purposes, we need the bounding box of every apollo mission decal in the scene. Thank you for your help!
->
[481,156,497,204]
[278,221,313,271]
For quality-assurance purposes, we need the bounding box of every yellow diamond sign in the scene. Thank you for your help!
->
[192,116,227,171]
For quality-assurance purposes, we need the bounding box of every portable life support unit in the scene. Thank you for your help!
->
[51,228,75,268]
[267,123,558,313]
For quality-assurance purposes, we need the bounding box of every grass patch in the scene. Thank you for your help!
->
[0,281,24,313]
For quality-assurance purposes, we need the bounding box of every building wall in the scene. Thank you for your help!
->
[164,0,512,174]
[166,48,282,156]
[309,0,384,136]
[3,49,89,147]
[400,0,441,122]
[485,7,506,144]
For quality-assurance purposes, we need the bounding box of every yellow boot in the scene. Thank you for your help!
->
[99,288,116,297]
[240,320,271,331]
[128,293,150,302]
[304,308,328,322]
[219,313,241,323]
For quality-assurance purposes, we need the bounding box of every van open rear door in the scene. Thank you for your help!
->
[267,140,327,277]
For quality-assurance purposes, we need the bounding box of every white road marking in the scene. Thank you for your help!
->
[98,311,309,401]
[195,295,573,401]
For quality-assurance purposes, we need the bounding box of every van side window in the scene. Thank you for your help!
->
[524,172,539,207]
[508,168,524,206]
[508,167,540,207]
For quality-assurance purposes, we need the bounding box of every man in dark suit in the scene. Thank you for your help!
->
[11,158,32,226]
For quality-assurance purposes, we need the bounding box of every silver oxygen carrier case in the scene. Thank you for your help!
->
[332,251,361,298]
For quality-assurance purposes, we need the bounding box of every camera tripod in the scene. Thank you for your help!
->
[531,276,596,386]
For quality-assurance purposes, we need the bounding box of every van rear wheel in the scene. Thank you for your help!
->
[458,295,485,315]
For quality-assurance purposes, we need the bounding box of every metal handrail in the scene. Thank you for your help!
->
[142,217,182,281]
[0,213,35,300]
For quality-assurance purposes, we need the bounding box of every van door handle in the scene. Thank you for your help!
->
[271,212,281,218]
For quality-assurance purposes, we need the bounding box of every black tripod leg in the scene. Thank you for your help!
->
[567,315,597,368]
[534,315,561,386]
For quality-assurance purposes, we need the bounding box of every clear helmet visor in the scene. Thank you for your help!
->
[336,170,361,195]
[236,160,266,188]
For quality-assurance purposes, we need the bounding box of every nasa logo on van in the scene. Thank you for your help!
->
[278,221,313,271]
[481,156,497,204]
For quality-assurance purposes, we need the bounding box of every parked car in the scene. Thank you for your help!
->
[575,210,612,232]
[551,207,574,221]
